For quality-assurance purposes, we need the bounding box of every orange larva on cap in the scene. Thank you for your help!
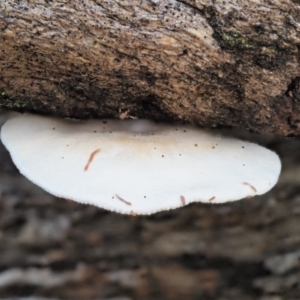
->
[180,195,186,205]
[243,182,257,193]
[84,149,101,171]
[115,194,132,206]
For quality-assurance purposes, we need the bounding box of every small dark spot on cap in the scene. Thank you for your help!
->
[162,155,164,157]
[175,128,178,131]
[112,196,114,199]
[103,121,107,124]
[194,144,198,147]
[144,196,146,198]
[184,130,186,132]
[242,146,245,148]
[94,131,97,133]
[53,127,55,130]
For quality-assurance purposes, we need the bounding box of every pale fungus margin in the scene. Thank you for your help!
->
[0,114,281,215]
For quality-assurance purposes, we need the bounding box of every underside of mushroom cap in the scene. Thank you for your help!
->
[0,114,281,215]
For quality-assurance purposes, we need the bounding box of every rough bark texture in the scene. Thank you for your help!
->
[1,1,300,136]
[1,114,300,299]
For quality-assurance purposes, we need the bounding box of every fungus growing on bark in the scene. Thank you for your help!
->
[1,114,281,215]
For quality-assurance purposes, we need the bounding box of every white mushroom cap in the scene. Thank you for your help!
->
[1,114,281,215]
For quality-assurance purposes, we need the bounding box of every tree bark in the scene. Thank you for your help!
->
[1,0,300,136]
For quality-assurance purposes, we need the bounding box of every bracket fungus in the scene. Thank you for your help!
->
[1,114,281,215]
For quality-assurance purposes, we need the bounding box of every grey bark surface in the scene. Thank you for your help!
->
[1,1,300,136]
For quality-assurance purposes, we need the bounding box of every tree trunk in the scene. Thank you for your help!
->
[1,1,300,136]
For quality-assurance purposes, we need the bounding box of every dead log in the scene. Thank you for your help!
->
[1,0,300,136]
